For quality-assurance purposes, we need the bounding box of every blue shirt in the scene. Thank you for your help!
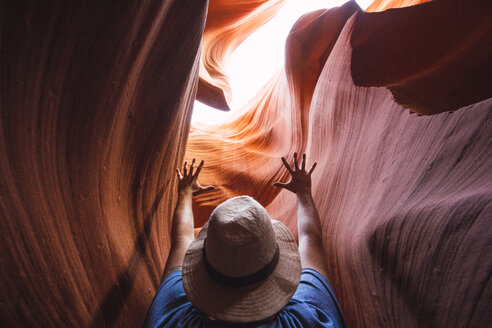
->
[145,268,347,327]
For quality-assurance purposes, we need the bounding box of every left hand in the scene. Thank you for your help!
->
[176,159,215,197]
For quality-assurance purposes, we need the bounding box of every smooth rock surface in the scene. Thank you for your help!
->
[189,0,492,327]
[0,0,207,326]
[1,0,491,327]
[271,16,491,327]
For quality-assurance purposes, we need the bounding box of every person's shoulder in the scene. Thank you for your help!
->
[145,269,199,327]
[285,268,347,327]
[157,267,182,290]
[297,267,340,301]
[163,265,183,279]
[300,268,331,286]
[302,267,326,277]
[288,269,335,304]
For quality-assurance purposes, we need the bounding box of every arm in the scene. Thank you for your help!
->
[163,159,214,277]
[273,153,329,278]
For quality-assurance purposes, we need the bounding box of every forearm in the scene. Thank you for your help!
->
[164,192,194,275]
[163,158,214,277]
[274,153,329,275]
[297,191,322,241]
[297,191,329,276]
[171,191,195,243]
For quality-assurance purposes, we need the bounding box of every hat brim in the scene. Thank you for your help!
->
[182,219,302,323]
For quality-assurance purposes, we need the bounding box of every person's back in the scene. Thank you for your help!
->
[145,153,347,327]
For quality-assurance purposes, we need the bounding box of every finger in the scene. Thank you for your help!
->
[293,152,299,171]
[281,157,294,174]
[308,162,317,175]
[183,161,188,176]
[301,153,306,171]
[273,182,294,193]
[203,185,215,191]
[189,158,196,176]
[194,160,204,178]
[193,185,215,196]
[176,168,183,180]
[273,182,289,189]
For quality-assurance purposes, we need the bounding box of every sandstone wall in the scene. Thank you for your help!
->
[1,0,490,326]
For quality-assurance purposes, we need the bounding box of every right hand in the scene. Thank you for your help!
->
[273,153,317,195]
[176,159,215,197]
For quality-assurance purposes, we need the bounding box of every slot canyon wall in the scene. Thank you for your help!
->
[0,0,207,326]
[187,0,492,327]
[0,1,490,328]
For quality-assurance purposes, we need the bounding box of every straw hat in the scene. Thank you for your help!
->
[182,196,302,323]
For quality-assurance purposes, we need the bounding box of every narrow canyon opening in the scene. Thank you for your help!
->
[0,0,490,327]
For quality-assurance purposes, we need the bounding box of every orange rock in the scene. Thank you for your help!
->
[189,0,492,327]
[0,0,207,326]
[1,0,491,326]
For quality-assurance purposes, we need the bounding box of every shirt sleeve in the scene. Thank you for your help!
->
[275,268,347,328]
[143,271,194,327]
[144,268,347,328]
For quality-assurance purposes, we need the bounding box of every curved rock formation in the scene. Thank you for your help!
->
[274,17,491,326]
[0,0,207,326]
[196,0,286,111]
[1,0,491,326]
[188,0,492,326]
[366,0,431,11]
[187,1,361,226]
[352,0,492,114]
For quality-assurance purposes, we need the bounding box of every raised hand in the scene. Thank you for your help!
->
[176,159,215,197]
[273,153,317,195]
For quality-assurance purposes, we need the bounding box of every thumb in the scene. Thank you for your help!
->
[273,182,289,189]
[193,185,215,196]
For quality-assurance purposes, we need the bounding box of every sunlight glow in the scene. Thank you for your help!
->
[192,0,374,124]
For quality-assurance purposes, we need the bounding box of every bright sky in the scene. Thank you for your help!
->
[192,0,373,124]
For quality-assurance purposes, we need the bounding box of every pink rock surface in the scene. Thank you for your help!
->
[270,16,492,327]
[352,0,492,114]
[189,0,492,326]
[1,0,491,326]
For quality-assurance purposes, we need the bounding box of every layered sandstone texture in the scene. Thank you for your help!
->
[188,0,492,327]
[1,0,491,327]
[0,0,207,326]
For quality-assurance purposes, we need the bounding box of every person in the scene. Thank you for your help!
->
[144,153,347,327]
